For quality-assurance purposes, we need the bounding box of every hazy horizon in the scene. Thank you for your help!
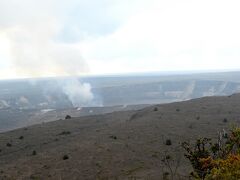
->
[1,69,240,82]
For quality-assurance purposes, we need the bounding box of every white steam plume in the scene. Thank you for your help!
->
[60,78,94,107]
[9,24,95,107]
[0,1,97,107]
[9,23,96,107]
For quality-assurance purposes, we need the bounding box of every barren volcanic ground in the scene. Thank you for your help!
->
[1,94,240,179]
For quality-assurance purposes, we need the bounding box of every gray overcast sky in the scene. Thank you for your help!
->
[0,0,240,79]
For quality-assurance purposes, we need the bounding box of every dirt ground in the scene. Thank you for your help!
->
[1,94,240,179]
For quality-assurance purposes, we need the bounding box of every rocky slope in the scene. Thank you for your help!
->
[0,94,240,179]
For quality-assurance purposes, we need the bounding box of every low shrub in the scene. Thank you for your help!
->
[109,135,117,140]
[165,139,172,146]
[182,126,240,179]
[32,150,37,156]
[59,131,71,135]
[6,143,12,147]
[223,118,228,123]
[65,115,71,119]
[63,155,69,160]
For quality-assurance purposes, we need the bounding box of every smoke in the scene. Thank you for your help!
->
[0,0,92,78]
[0,1,98,107]
[9,25,95,107]
[0,0,117,108]
[0,100,10,109]
[19,96,29,105]
[17,96,31,109]
[60,78,94,107]
[7,22,89,78]
[9,25,96,107]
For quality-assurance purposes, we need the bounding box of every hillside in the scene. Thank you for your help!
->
[1,94,240,179]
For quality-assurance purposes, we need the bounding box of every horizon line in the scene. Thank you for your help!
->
[0,69,240,82]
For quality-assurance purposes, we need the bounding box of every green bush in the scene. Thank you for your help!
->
[182,126,240,179]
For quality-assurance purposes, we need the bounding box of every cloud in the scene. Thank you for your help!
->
[78,0,240,74]
[8,25,89,77]
[0,0,86,78]
[0,0,137,78]
[1,0,240,79]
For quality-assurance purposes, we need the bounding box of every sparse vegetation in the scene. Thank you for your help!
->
[109,135,117,140]
[1,94,240,179]
[30,174,38,180]
[32,150,37,156]
[65,115,71,119]
[205,154,240,179]
[63,155,69,160]
[160,149,182,180]
[182,126,240,179]
[165,139,172,146]
[182,138,211,179]
[6,143,12,147]
[163,171,170,179]
[188,124,193,129]
[58,131,71,135]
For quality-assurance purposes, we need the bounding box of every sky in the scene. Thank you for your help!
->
[0,0,240,79]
